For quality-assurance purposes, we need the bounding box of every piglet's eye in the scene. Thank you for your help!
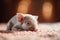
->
[27,22,30,25]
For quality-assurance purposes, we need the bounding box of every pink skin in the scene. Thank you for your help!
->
[28,24,37,32]
[29,27,37,32]
[17,14,37,32]
[17,14,24,22]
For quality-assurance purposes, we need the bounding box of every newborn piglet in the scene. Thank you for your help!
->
[7,13,38,32]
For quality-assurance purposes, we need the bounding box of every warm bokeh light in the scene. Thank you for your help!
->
[42,2,53,21]
[17,0,31,13]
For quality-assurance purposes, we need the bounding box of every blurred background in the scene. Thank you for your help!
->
[0,0,60,23]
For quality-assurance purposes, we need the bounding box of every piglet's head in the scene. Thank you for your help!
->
[17,13,24,22]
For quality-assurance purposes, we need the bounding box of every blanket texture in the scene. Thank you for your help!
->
[0,23,60,40]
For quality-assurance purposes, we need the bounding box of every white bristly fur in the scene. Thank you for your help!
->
[17,13,38,29]
[7,13,38,31]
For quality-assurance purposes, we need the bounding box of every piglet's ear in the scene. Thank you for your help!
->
[33,16,38,20]
[17,13,24,22]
